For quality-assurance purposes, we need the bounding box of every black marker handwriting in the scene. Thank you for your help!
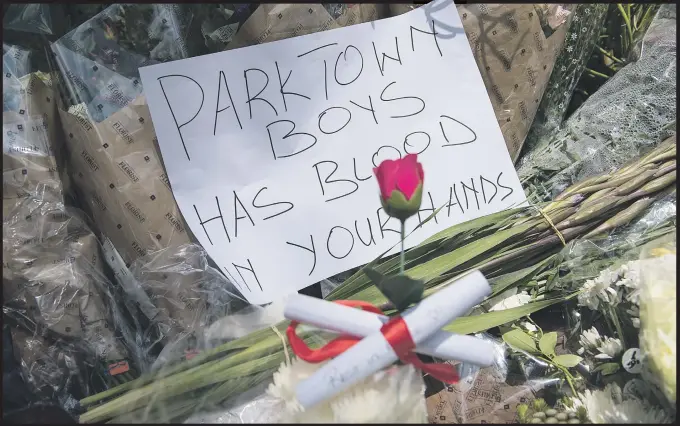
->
[286,235,316,276]
[214,70,242,136]
[318,107,352,135]
[313,160,359,202]
[266,120,317,160]
[327,226,354,259]
[380,81,426,119]
[275,61,310,112]
[334,45,364,86]
[252,186,294,220]
[193,196,230,244]
[158,74,204,161]
[349,96,378,125]
[411,20,443,57]
[233,190,255,239]
[439,115,477,146]
[244,68,278,119]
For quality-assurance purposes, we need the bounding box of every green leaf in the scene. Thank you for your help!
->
[538,332,558,357]
[421,207,525,245]
[406,222,536,282]
[443,295,572,335]
[488,255,556,297]
[374,274,424,312]
[553,354,583,368]
[502,329,538,353]
[415,204,445,229]
[592,362,620,376]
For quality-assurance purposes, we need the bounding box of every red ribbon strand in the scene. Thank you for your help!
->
[285,300,459,384]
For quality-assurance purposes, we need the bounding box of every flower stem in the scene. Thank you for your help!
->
[400,220,406,274]
[608,305,627,350]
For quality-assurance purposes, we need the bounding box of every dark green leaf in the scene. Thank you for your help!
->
[374,274,424,312]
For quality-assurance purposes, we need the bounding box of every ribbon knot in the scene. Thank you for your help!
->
[286,300,459,384]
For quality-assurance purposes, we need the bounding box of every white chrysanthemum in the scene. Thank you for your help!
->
[488,289,531,312]
[266,358,427,423]
[578,277,610,311]
[573,384,670,423]
[578,327,601,351]
[594,337,623,360]
[577,260,646,311]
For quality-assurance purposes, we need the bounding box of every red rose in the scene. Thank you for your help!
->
[373,154,424,221]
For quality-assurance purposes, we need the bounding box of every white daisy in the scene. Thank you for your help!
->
[567,46,573,52]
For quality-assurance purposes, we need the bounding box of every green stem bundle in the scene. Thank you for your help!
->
[78,139,676,423]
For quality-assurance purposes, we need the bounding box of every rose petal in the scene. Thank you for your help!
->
[395,169,420,201]
[395,154,421,200]
[374,159,400,200]
[416,162,424,182]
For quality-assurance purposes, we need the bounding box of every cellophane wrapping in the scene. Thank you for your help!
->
[2,41,139,414]
[518,5,676,202]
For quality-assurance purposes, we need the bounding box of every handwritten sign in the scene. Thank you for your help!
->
[139,0,527,304]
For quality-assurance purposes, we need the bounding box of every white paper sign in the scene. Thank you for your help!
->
[139,0,527,304]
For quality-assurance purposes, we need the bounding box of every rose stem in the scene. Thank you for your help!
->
[400,220,406,274]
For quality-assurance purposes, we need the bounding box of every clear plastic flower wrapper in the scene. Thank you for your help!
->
[2,42,139,414]
[518,4,676,202]
[113,243,246,372]
[3,4,57,35]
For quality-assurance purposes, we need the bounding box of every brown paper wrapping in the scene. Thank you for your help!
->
[227,4,389,50]
[457,4,571,161]
[57,97,192,266]
[426,366,539,424]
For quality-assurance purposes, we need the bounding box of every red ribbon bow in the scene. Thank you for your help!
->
[286,300,459,384]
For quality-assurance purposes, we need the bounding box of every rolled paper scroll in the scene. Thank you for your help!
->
[285,293,495,365]
[295,270,491,408]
